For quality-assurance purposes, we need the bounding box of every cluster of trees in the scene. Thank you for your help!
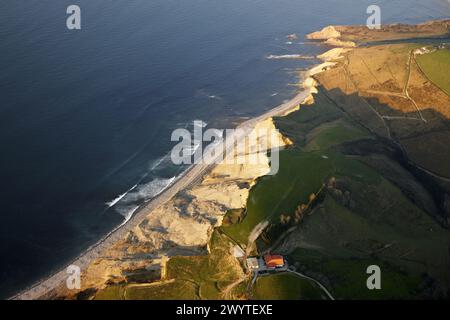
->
[280,193,318,225]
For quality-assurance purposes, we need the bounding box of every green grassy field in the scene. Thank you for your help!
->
[289,248,421,299]
[253,273,323,300]
[125,280,198,300]
[417,48,450,96]
[287,185,450,298]
[94,284,126,300]
[222,149,334,245]
[303,119,368,152]
[94,280,198,300]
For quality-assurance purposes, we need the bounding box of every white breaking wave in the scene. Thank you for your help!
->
[106,183,138,208]
[113,175,180,224]
[106,155,171,209]
[267,54,315,60]
[124,176,178,203]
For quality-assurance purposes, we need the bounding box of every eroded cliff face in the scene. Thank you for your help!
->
[306,26,341,40]
[306,26,356,48]
[66,117,293,295]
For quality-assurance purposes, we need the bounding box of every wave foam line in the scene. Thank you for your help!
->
[106,183,138,208]
[267,54,315,60]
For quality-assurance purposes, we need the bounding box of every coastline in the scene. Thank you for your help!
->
[16,18,403,298]
[56,19,450,300]
[11,88,314,300]
[15,19,420,300]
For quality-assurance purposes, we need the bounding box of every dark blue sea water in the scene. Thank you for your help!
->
[0,0,448,298]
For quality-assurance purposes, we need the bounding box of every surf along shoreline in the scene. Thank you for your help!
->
[16,18,433,299]
[76,19,450,299]
[11,81,322,300]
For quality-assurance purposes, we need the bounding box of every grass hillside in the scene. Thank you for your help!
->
[253,273,322,300]
[269,89,450,299]
[416,48,450,96]
[222,92,370,246]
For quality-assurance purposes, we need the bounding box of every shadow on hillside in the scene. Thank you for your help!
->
[274,85,450,228]
[318,86,450,227]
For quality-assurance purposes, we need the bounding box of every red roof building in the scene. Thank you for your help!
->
[264,255,285,268]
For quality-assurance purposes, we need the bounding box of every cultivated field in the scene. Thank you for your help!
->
[416,48,450,96]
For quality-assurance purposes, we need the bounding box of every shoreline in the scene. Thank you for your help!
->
[11,88,313,300]
[87,21,445,299]
[12,18,379,299]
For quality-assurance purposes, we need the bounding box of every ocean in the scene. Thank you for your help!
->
[0,0,448,298]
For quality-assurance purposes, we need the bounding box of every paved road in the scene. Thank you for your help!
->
[12,89,311,300]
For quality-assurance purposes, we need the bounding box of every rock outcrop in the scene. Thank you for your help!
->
[306,26,341,40]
